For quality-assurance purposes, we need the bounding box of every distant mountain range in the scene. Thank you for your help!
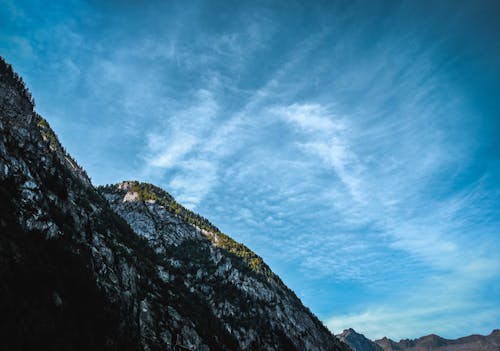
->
[337,328,500,351]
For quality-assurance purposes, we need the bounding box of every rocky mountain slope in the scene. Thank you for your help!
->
[100,181,346,350]
[375,330,500,351]
[0,56,351,350]
[337,328,384,351]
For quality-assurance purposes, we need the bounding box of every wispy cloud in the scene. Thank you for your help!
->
[142,89,219,208]
[272,103,364,201]
[146,89,218,167]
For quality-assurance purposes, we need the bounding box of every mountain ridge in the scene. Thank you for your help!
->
[374,329,500,351]
[98,181,274,278]
[100,180,342,350]
[337,327,500,351]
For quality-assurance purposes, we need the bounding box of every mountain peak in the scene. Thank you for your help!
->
[340,328,361,337]
[337,328,384,351]
[100,181,279,278]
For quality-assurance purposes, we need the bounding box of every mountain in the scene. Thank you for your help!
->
[375,330,500,351]
[99,180,348,350]
[0,56,351,350]
[337,328,384,351]
[336,328,500,351]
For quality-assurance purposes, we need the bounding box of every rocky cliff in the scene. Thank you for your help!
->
[0,56,350,350]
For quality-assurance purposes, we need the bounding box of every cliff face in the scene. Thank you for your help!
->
[0,56,350,351]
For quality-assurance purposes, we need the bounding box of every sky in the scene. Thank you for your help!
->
[1,0,500,340]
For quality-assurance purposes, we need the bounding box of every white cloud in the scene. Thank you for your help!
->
[144,89,218,165]
[272,103,365,202]
[141,89,220,207]
[138,34,330,209]
[147,133,198,168]
[168,159,218,209]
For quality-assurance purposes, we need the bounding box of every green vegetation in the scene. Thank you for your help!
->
[36,117,60,152]
[100,181,274,279]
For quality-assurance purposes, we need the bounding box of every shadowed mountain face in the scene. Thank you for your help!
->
[375,330,500,351]
[0,56,351,350]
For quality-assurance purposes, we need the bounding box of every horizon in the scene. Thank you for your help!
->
[1,0,499,340]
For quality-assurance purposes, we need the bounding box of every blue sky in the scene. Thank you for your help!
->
[2,0,499,340]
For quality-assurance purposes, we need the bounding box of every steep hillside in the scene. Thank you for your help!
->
[0,56,350,350]
[100,180,346,350]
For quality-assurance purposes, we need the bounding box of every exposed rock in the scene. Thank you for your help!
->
[101,180,348,350]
